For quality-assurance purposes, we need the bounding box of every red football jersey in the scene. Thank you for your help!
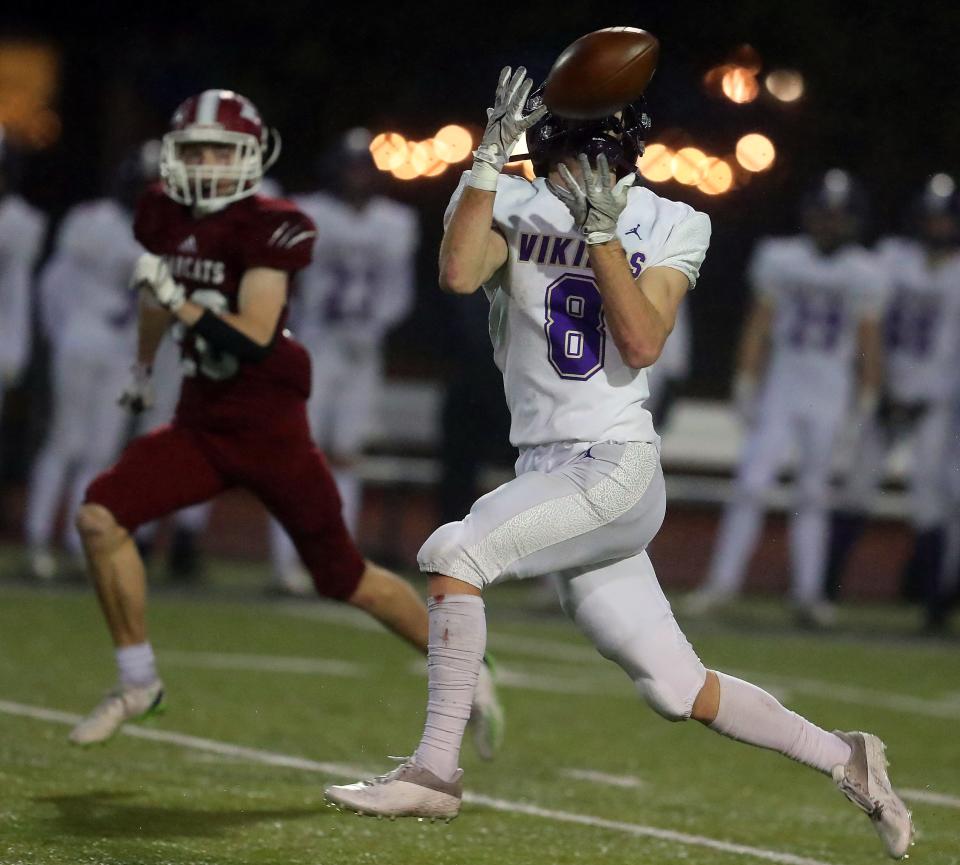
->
[134,185,316,428]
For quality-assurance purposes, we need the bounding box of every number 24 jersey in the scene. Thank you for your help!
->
[445,171,711,449]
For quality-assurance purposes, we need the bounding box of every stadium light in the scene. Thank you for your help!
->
[434,125,473,163]
[637,143,673,183]
[672,147,709,185]
[765,69,804,102]
[369,132,408,170]
[735,133,776,172]
[697,158,734,195]
[721,67,759,104]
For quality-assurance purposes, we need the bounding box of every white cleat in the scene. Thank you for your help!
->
[470,655,504,761]
[680,588,734,617]
[272,564,314,598]
[795,601,838,630]
[832,730,914,859]
[325,759,462,819]
[68,680,165,746]
[28,548,57,582]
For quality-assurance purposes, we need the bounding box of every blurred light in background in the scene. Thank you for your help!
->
[929,172,955,198]
[370,132,408,170]
[672,147,708,185]
[0,40,60,149]
[765,69,805,102]
[373,125,473,180]
[434,125,473,163]
[697,158,734,195]
[638,143,674,182]
[735,133,776,172]
[721,67,760,104]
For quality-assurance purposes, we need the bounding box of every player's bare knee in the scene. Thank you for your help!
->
[75,504,127,553]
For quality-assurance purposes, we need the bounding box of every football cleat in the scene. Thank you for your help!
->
[470,654,504,761]
[68,680,165,746]
[325,759,462,819]
[832,730,914,859]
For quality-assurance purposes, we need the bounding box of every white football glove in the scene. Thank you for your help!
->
[469,65,548,191]
[553,153,636,245]
[117,362,154,415]
[131,253,186,312]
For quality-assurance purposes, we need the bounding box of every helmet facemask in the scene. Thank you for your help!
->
[160,127,280,213]
[522,86,651,179]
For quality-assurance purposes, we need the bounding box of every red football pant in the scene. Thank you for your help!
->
[85,419,365,600]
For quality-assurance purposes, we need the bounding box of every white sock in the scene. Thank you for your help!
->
[332,468,361,539]
[707,499,764,594]
[116,642,158,688]
[791,507,828,605]
[709,672,851,774]
[412,595,486,781]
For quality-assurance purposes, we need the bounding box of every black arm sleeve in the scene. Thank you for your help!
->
[191,309,274,363]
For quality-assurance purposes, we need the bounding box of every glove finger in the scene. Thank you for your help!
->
[519,103,549,131]
[577,153,595,191]
[596,153,611,187]
[557,162,582,197]
[495,66,512,100]
[507,66,528,106]
[614,172,637,196]
[514,78,534,115]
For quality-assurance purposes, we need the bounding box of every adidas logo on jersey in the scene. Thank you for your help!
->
[178,235,198,253]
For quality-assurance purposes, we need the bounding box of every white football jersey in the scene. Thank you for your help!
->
[38,199,142,358]
[445,171,710,449]
[0,194,46,375]
[288,192,419,345]
[750,236,890,403]
[874,237,960,404]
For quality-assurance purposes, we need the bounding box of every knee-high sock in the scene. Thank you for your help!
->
[412,595,486,781]
[706,499,764,595]
[709,672,851,774]
[332,467,361,540]
[791,507,828,605]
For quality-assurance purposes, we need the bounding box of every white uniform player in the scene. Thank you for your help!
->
[269,134,418,589]
[327,68,912,858]
[693,174,889,623]
[25,199,140,576]
[0,191,46,424]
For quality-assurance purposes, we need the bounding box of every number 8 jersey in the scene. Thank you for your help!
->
[445,170,711,449]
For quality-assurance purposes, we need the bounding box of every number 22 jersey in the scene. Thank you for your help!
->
[134,185,317,429]
[445,171,711,449]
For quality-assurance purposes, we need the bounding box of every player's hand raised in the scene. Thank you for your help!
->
[131,253,186,312]
[117,362,155,415]
[554,153,635,245]
[470,66,547,191]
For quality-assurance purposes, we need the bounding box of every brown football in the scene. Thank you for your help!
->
[543,27,660,119]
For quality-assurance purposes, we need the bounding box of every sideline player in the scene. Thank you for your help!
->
[68,91,501,758]
[269,128,418,591]
[25,145,155,580]
[643,295,690,429]
[326,68,912,858]
[0,134,46,443]
[826,173,960,629]
[688,171,888,626]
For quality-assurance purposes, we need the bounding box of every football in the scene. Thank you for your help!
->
[543,27,660,119]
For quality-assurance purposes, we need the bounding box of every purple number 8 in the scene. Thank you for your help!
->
[544,273,606,379]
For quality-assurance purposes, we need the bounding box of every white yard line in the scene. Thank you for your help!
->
[162,650,364,678]
[900,788,960,810]
[0,698,838,865]
[561,768,644,789]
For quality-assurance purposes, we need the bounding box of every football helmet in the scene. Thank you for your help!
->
[801,169,869,249]
[913,173,959,249]
[160,89,280,212]
[519,85,651,179]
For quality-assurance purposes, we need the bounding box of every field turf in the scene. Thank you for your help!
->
[1,546,957,865]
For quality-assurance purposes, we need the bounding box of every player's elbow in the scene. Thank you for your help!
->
[617,337,662,370]
[438,258,479,295]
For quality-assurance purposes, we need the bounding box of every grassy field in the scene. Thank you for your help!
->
[1,546,958,865]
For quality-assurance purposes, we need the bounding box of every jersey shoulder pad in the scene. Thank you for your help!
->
[241,196,317,272]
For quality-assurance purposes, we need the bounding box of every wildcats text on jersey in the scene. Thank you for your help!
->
[165,254,226,286]
[517,231,645,277]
